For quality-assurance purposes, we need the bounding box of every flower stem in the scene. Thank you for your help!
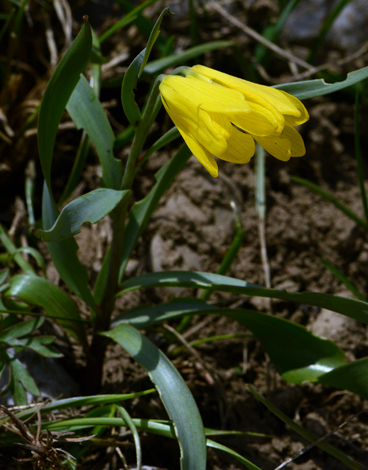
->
[85,78,163,393]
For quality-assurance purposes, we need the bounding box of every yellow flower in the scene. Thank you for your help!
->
[159,65,309,177]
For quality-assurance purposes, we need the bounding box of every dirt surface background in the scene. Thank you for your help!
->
[1,0,368,469]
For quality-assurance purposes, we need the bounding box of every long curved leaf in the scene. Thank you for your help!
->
[66,75,122,190]
[118,271,368,325]
[318,357,368,399]
[275,65,368,99]
[3,275,88,349]
[112,298,345,383]
[249,386,365,470]
[144,40,234,74]
[42,182,96,311]
[34,189,129,242]
[103,324,207,470]
[38,19,92,193]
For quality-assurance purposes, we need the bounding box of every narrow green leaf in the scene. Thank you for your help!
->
[290,175,368,230]
[116,406,142,470]
[0,224,35,276]
[249,385,365,470]
[42,182,96,312]
[112,298,345,383]
[0,317,44,343]
[139,7,173,77]
[66,75,122,190]
[118,145,191,282]
[354,87,368,223]
[8,354,40,405]
[320,258,367,302]
[0,269,9,286]
[121,49,145,126]
[3,275,88,349]
[12,337,63,358]
[308,0,352,63]
[38,19,92,194]
[103,324,207,470]
[34,189,129,242]
[318,357,368,399]
[118,271,368,325]
[274,65,368,100]
[99,0,161,44]
[144,41,235,74]
[207,440,262,470]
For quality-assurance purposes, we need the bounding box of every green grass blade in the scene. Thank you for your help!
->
[118,271,368,325]
[38,18,92,194]
[308,0,352,63]
[99,0,161,44]
[207,440,262,470]
[290,175,368,230]
[118,145,191,283]
[34,189,130,242]
[144,40,234,74]
[0,223,35,275]
[249,385,365,470]
[103,324,207,470]
[66,74,122,190]
[116,406,142,470]
[3,274,88,349]
[320,258,367,302]
[121,49,145,126]
[112,298,345,383]
[354,86,368,223]
[274,65,368,100]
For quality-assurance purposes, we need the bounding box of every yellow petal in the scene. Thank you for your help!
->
[219,128,255,163]
[192,65,308,124]
[179,126,219,177]
[160,81,228,156]
[253,125,306,161]
[162,75,280,136]
[282,125,306,157]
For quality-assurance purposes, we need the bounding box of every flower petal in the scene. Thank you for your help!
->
[192,65,308,124]
[253,125,306,161]
[178,127,219,177]
[219,128,255,163]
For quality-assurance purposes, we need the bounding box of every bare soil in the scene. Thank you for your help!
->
[1,0,368,469]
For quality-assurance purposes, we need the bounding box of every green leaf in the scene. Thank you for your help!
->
[290,175,368,230]
[121,49,145,126]
[42,182,96,312]
[66,75,122,190]
[207,440,262,470]
[139,7,173,77]
[112,298,345,383]
[0,317,44,343]
[38,19,92,194]
[0,224,35,276]
[320,258,367,302]
[144,40,235,74]
[118,271,368,325]
[3,275,88,349]
[318,357,368,399]
[13,337,63,358]
[249,385,365,470]
[0,269,9,286]
[8,354,40,405]
[118,145,191,282]
[103,324,207,470]
[34,189,129,242]
[274,65,368,99]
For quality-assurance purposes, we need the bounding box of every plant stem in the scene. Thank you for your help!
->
[85,78,163,393]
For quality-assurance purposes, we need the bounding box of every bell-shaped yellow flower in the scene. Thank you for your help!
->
[159,65,309,177]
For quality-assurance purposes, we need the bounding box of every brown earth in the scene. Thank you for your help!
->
[1,0,368,469]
